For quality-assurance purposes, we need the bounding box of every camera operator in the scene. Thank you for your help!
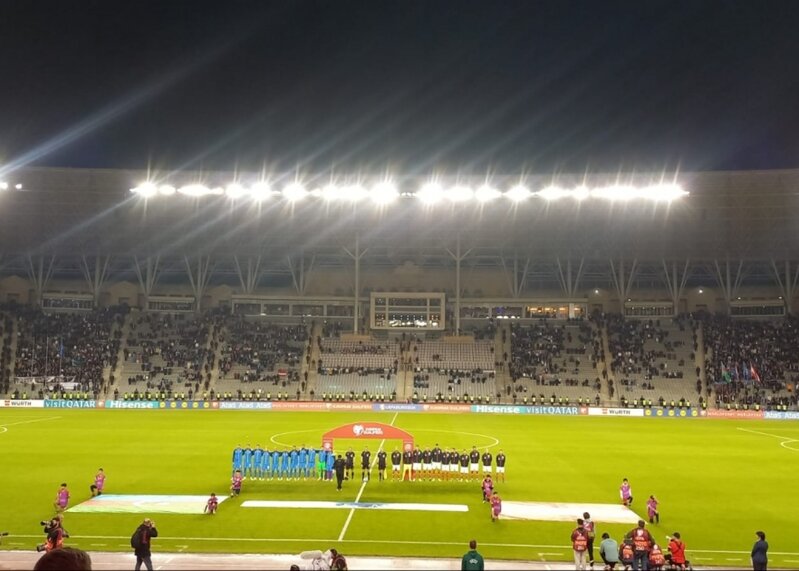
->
[37,515,68,552]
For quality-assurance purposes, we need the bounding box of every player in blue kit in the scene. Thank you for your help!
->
[289,447,299,479]
[260,447,271,481]
[271,449,280,480]
[298,446,309,480]
[318,449,328,480]
[232,444,243,476]
[325,449,335,480]
[307,448,317,479]
[252,445,263,479]
[280,449,290,480]
[242,445,253,480]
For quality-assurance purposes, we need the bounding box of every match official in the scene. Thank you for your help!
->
[334,455,346,491]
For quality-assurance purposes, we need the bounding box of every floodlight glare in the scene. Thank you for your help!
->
[131,182,158,197]
[321,184,341,201]
[591,184,636,201]
[370,181,399,205]
[573,185,590,201]
[15,183,22,190]
[158,185,176,196]
[0,182,8,190]
[342,183,368,202]
[416,182,445,205]
[648,183,688,201]
[505,184,531,202]
[475,184,501,203]
[283,182,308,202]
[225,183,249,199]
[537,186,571,201]
[446,185,474,202]
[178,184,223,197]
[250,181,272,201]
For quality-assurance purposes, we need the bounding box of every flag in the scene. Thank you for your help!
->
[733,365,740,381]
[720,364,732,384]
[742,362,751,382]
[750,364,761,384]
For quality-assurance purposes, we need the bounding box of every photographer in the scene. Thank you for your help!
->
[131,518,158,571]
[37,515,68,553]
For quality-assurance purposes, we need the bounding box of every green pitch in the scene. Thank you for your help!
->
[0,409,796,567]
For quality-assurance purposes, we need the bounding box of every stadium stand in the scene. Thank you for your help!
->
[215,317,307,398]
[508,320,604,405]
[605,314,699,407]
[406,334,497,402]
[118,311,216,399]
[702,314,799,410]
[317,335,400,399]
[9,305,126,398]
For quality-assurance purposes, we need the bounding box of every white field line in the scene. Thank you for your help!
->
[337,411,398,541]
[7,534,799,556]
[0,416,61,428]
[737,427,799,452]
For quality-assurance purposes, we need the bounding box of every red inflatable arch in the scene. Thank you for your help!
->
[322,422,414,452]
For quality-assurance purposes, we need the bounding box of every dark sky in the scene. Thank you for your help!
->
[1,0,798,173]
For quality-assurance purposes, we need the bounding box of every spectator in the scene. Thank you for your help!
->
[34,546,92,570]
[751,531,768,571]
[462,539,484,571]
[132,518,158,571]
[600,532,620,570]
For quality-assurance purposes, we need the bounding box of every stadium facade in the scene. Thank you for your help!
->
[1,166,798,329]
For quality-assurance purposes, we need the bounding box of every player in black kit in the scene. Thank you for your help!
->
[481,450,493,476]
[345,448,355,480]
[495,450,506,482]
[469,446,481,481]
[401,448,412,481]
[421,449,432,481]
[360,447,371,481]
[377,450,387,481]
[391,448,402,481]
[431,444,442,481]
[459,450,470,482]
[440,449,451,481]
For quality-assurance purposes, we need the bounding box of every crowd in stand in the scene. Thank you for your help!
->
[606,314,693,381]
[12,304,126,395]
[702,314,799,409]
[0,312,14,394]
[508,321,603,400]
[124,312,217,389]
[219,319,306,381]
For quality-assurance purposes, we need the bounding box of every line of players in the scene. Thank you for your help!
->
[231,444,507,482]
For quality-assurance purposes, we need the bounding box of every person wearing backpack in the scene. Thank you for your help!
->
[131,518,158,571]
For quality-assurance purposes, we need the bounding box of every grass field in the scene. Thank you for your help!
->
[0,409,796,568]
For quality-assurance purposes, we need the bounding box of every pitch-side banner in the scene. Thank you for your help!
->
[763,410,799,420]
[644,407,703,418]
[587,407,645,417]
[471,404,583,416]
[705,409,764,419]
[0,399,45,408]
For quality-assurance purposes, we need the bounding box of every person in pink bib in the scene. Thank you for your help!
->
[53,483,70,513]
[619,478,633,506]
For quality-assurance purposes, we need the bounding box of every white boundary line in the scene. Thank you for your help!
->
[0,416,61,434]
[737,427,799,452]
[338,411,398,541]
[5,535,799,556]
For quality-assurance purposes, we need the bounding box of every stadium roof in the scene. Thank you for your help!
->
[0,166,797,260]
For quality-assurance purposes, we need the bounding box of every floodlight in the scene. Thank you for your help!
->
[591,184,636,201]
[321,184,341,201]
[14,183,22,190]
[647,183,688,201]
[0,182,7,190]
[505,184,531,202]
[225,183,249,199]
[370,181,399,205]
[537,186,570,201]
[416,182,445,205]
[158,185,176,196]
[475,185,501,203]
[342,184,368,202]
[283,182,308,202]
[446,185,474,202]
[178,184,223,197]
[131,182,158,197]
[573,185,590,201]
[250,181,272,201]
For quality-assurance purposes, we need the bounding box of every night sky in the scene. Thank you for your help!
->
[1,0,798,173]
